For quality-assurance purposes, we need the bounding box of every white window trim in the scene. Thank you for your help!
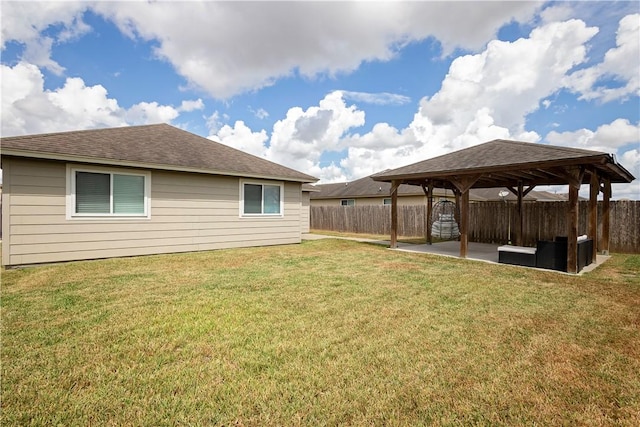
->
[239,179,284,218]
[341,199,355,206]
[66,164,151,219]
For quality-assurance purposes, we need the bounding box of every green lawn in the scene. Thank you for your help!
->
[2,239,639,426]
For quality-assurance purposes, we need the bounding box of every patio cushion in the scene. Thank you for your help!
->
[498,245,537,267]
[497,245,537,254]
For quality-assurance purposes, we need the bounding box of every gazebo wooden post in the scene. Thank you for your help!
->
[601,179,611,255]
[450,175,480,259]
[453,190,461,226]
[567,183,579,274]
[506,183,536,247]
[516,181,524,246]
[565,167,584,274]
[460,189,470,258]
[589,171,599,261]
[390,180,400,249]
[421,182,434,245]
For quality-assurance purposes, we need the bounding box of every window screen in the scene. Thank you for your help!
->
[74,170,146,216]
[76,172,110,214]
[243,182,282,215]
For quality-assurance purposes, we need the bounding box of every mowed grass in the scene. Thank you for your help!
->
[2,239,639,426]
[310,229,428,244]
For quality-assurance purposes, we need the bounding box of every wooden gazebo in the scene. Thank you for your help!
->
[372,139,635,273]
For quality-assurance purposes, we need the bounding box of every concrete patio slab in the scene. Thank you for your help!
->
[393,240,610,275]
[394,241,501,263]
[302,233,610,275]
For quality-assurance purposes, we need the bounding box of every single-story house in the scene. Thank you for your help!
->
[309,173,565,206]
[1,124,318,267]
[310,174,473,206]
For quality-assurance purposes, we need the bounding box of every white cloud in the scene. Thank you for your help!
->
[330,19,599,181]
[124,102,180,125]
[343,122,417,150]
[417,19,597,138]
[0,62,200,136]
[546,118,640,152]
[539,4,575,24]
[2,1,540,99]
[249,107,269,120]
[545,119,640,199]
[0,1,89,74]
[267,91,365,182]
[567,13,640,102]
[205,111,222,134]
[230,16,634,189]
[178,99,204,112]
[208,121,269,159]
[545,118,640,195]
[341,91,411,106]
[618,149,640,199]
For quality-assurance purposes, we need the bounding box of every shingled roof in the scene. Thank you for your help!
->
[310,174,466,200]
[1,124,317,183]
[309,174,564,202]
[372,139,634,187]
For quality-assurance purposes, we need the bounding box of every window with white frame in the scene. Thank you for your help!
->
[383,198,392,205]
[241,181,283,216]
[69,167,150,217]
[341,199,355,206]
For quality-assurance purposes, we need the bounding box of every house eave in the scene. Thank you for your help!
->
[1,149,318,183]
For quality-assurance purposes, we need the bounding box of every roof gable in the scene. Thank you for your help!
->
[1,124,317,183]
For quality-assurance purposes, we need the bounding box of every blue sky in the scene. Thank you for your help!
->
[1,1,639,198]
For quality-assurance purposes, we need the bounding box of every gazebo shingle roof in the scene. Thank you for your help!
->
[372,139,634,187]
[1,123,317,183]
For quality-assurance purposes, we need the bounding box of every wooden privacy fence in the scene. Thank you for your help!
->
[310,201,640,253]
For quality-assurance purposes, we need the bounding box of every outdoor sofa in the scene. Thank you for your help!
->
[498,235,593,272]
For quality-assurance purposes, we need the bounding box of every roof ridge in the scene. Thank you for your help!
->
[473,139,605,156]
[1,123,168,140]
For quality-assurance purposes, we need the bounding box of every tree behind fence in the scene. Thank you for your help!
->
[310,201,640,253]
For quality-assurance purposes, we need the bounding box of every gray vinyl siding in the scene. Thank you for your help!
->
[2,157,303,267]
[301,191,310,233]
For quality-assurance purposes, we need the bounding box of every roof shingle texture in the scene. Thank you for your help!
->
[373,139,608,178]
[1,124,317,182]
